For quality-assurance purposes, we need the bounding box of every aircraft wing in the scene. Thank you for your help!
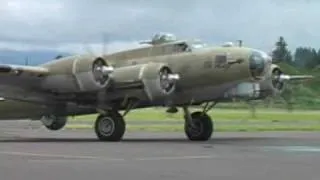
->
[0,64,51,103]
[0,64,49,76]
[0,59,181,107]
[0,63,50,91]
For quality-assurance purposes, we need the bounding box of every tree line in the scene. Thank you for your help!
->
[271,36,320,69]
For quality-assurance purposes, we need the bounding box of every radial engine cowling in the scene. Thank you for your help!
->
[111,63,180,101]
[223,64,313,101]
[41,56,114,93]
[259,64,286,96]
[223,64,286,100]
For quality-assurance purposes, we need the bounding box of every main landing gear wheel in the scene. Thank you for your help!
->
[184,111,213,141]
[41,115,67,131]
[94,111,126,141]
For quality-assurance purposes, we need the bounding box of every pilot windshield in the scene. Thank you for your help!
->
[189,41,208,50]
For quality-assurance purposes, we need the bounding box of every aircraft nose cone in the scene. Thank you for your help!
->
[249,50,270,79]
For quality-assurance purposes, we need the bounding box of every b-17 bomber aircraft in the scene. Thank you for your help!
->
[0,33,313,141]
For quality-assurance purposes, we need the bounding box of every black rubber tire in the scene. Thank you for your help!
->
[184,111,213,141]
[94,112,126,142]
[43,116,67,131]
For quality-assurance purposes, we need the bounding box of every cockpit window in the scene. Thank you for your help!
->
[190,41,208,50]
[170,40,209,53]
[152,33,177,44]
[173,43,189,52]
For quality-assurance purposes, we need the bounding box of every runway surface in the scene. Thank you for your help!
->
[1,121,320,180]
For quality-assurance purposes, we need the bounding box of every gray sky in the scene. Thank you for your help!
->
[0,0,319,54]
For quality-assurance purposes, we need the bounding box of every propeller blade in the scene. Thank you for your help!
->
[82,42,96,56]
[102,32,109,55]
[25,57,29,65]
[280,89,294,111]
[279,74,314,82]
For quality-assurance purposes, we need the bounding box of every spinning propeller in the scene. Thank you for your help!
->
[83,32,114,76]
[92,58,114,85]
[83,33,115,110]
[265,67,313,111]
[159,67,180,93]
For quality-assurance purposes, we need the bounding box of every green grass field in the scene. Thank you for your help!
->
[65,108,320,132]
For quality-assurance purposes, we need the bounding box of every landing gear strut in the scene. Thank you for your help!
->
[182,102,216,141]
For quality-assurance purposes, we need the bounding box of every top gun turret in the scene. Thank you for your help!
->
[139,33,178,45]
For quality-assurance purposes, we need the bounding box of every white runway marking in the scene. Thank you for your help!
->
[0,151,216,163]
[0,151,124,161]
[263,146,320,152]
[135,155,217,161]
[27,159,111,163]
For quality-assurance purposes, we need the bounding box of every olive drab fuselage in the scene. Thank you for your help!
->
[0,38,271,119]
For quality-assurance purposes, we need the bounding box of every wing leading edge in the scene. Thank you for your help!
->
[0,64,49,77]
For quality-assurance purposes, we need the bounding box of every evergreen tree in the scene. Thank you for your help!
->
[317,49,320,66]
[271,36,292,63]
[293,47,304,67]
[293,47,319,68]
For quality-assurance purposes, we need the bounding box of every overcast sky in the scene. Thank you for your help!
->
[0,0,319,54]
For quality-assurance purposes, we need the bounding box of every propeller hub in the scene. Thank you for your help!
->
[159,67,179,93]
[271,68,285,91]
[167,74,180,81]
[98,66,114,74]
[92,58,113,85]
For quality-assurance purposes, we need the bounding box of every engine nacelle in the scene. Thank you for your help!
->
[111,62,180,101]
[223,82,262,100]
[223,64,287,101]
[259,64,286,95]
[41,55,113,93]
[222,64,313,101]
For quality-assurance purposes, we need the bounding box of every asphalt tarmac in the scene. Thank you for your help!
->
[1,121,320,180]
